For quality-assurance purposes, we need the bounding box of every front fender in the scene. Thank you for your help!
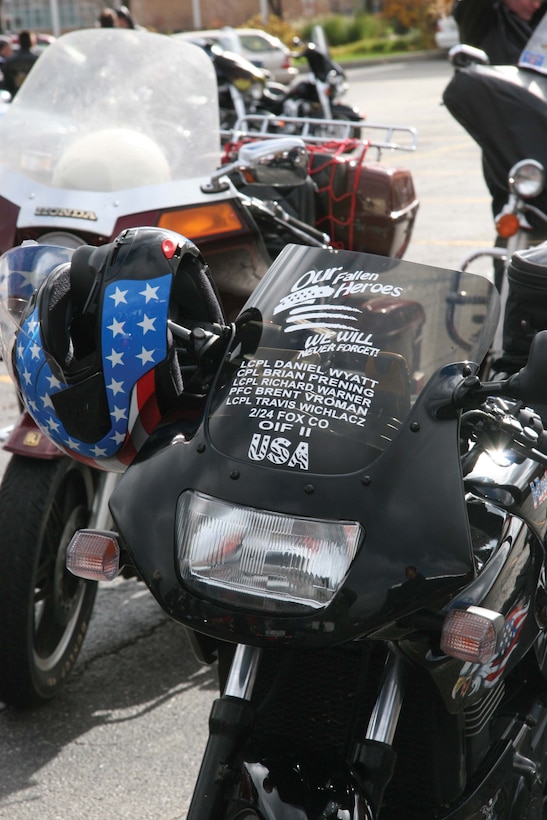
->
[3,412,63,459]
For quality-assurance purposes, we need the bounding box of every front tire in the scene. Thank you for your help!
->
[0,455,97,708]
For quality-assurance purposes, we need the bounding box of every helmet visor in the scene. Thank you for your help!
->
[0,243,74,379]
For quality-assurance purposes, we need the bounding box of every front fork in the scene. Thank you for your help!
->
[187,644,262,819]
[187,643,407,819]
[316,78,333,119]
[2,410,61,458]
[351,648,408,813]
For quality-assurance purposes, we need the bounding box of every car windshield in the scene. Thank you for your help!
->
[0,29,221,191]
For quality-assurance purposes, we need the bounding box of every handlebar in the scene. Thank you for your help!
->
[461,398,547,473]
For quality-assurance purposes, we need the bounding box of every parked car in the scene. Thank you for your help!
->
[172,27,297,84]
[434,15,460,50]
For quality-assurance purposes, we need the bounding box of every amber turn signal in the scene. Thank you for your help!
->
[158,202,244,239]
[66,529,121,582]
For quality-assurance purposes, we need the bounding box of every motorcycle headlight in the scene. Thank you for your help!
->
[176,490,363,614]
[508,159,545,199]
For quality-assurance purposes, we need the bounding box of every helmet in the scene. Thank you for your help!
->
[13,227,225,471]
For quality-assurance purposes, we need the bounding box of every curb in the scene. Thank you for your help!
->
[339,49,448,69]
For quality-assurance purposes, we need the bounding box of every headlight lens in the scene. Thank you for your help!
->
[176,490,363,614]
[509,159,545,199]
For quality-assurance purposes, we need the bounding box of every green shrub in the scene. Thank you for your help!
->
[347,13,389,41]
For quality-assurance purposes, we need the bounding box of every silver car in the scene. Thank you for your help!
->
[434,15,460,50]
[172,27,297,84]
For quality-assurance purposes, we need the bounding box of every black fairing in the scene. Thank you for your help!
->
[212,45,267,85]
[109,246,500,649]
[305,44,344,82]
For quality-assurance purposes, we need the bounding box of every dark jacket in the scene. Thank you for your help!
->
[2,46,39,97]
[453,0,547,64]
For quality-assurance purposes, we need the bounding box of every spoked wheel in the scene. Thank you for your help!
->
[0,454,97,708]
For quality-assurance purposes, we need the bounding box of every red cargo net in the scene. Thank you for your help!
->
[306,139,369,249]
[222,138,370,250]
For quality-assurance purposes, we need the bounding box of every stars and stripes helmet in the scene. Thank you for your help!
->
[11,227,225,472]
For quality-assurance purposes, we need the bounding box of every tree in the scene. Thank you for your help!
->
[268,0,283,18]
[383,0,452,32]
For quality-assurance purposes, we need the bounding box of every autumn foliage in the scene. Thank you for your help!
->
[382,0,454,32]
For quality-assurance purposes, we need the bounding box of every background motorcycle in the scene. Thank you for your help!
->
[177,36,277,135]
[0,28,419,708]
[292,25,360,120]
[58,237,547,818]
[261,24,364,138]
[444,44,547,376]
[183,24,364,140]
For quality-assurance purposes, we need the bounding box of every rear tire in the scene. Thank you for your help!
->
[0,455,97,708]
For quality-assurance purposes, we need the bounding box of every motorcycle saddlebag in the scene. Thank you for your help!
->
[308,145,419,258]
[501,243,547,371]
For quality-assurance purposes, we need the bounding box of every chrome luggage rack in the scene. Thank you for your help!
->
[223,114,418,158]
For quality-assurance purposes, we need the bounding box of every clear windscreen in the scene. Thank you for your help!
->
[207,245,499,474]
[0,29,221,191]
[0,243,74,378]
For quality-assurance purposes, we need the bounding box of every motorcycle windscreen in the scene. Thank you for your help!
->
[207,245,499,474]
[0,29,221,191]
[0,243,74,376]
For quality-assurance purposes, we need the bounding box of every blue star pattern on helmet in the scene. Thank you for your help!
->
[16,274,172,460]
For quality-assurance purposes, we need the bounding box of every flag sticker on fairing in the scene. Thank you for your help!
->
[452,600,530,699]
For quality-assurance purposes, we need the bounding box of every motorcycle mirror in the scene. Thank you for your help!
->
[237,138,309,187]
[503,330,547,405]
[202,137,309,193]
[452,331,547,410]
[448,44,490,68]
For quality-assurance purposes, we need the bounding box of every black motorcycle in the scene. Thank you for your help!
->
[193,37,275,134]
[0,22,417,713]
[258,26,363,140]
[30,230,547,818]
[192,27,363,141]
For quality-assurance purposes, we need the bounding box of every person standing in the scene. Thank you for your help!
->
[115,5,144,30]
[449,0,547,374]
[453,0,547,64]
[2,31,39,98]
[115,5,135,28]
[0,36,14,91]
[98,8,118,28]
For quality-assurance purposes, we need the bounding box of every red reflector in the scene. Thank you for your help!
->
[66,529,121,582]
[161,238,178,259]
